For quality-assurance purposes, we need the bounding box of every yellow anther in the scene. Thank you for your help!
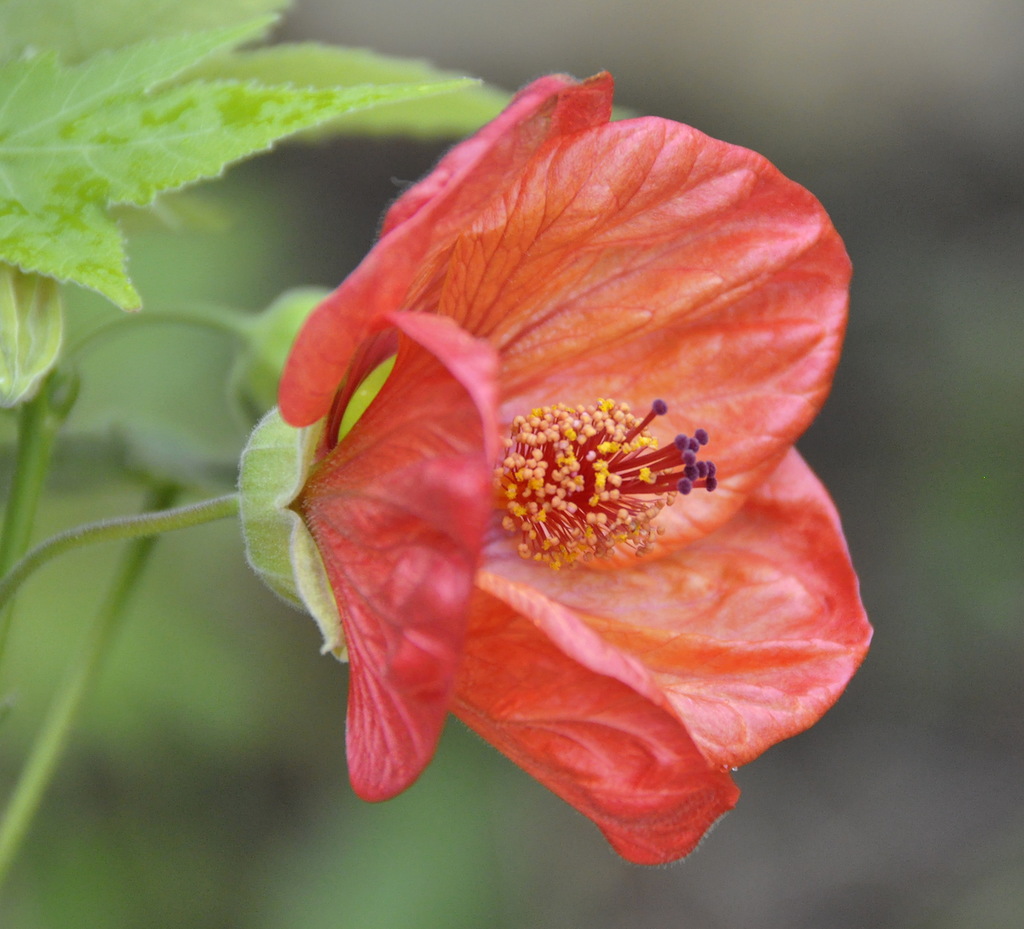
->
[496,398,691,569]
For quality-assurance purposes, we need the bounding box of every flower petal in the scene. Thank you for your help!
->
[483,449,871,769]
[279,73,614,428]
[454,588,739,864]
[388,311,501,462]
[380,72,613,237]
[297,325,497,800]
[439,116,849,539]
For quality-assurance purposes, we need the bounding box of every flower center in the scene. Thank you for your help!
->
[497,399,717,568]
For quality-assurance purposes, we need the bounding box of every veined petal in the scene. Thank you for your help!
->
[279,73,614,428]
[297,327,497,799]
[278,69,867,861]
[380,72,613,237]
[388,311,501,462]
[475,568,671,707]
[453,591,739,864]
[483,449,871,769]
[439,117,849,538]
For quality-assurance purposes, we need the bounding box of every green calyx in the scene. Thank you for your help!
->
[237,408,346,659]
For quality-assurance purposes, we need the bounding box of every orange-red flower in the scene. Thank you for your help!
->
[278,73,871,864]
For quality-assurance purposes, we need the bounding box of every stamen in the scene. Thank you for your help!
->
[496,399,718,568]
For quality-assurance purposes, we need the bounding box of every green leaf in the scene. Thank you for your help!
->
[0,265,63,407]
[0,22,478,308]
[187,44,510,138]
[0,0,288,63]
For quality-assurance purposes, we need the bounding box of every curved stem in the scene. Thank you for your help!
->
[0,494,239,611]
[67,304,251,361]
[0,484,180,893]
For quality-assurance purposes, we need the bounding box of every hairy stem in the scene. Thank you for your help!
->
[67,304,250,360]
[0,494,239,611]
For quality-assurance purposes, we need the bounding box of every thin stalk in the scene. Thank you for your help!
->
[0,381,70,664]
[66,304,251,361]
[0,391,58,574]
[0,494,239,611]
[0,485,180,891]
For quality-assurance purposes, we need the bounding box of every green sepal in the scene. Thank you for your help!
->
[336,355,395,444]
[238,407,346,659]
[0,265,64,408]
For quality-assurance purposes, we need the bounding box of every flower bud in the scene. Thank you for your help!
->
[231,288,330,418]
[0,265,64,408]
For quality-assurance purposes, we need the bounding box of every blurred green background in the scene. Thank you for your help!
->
[2,0,1022,926]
